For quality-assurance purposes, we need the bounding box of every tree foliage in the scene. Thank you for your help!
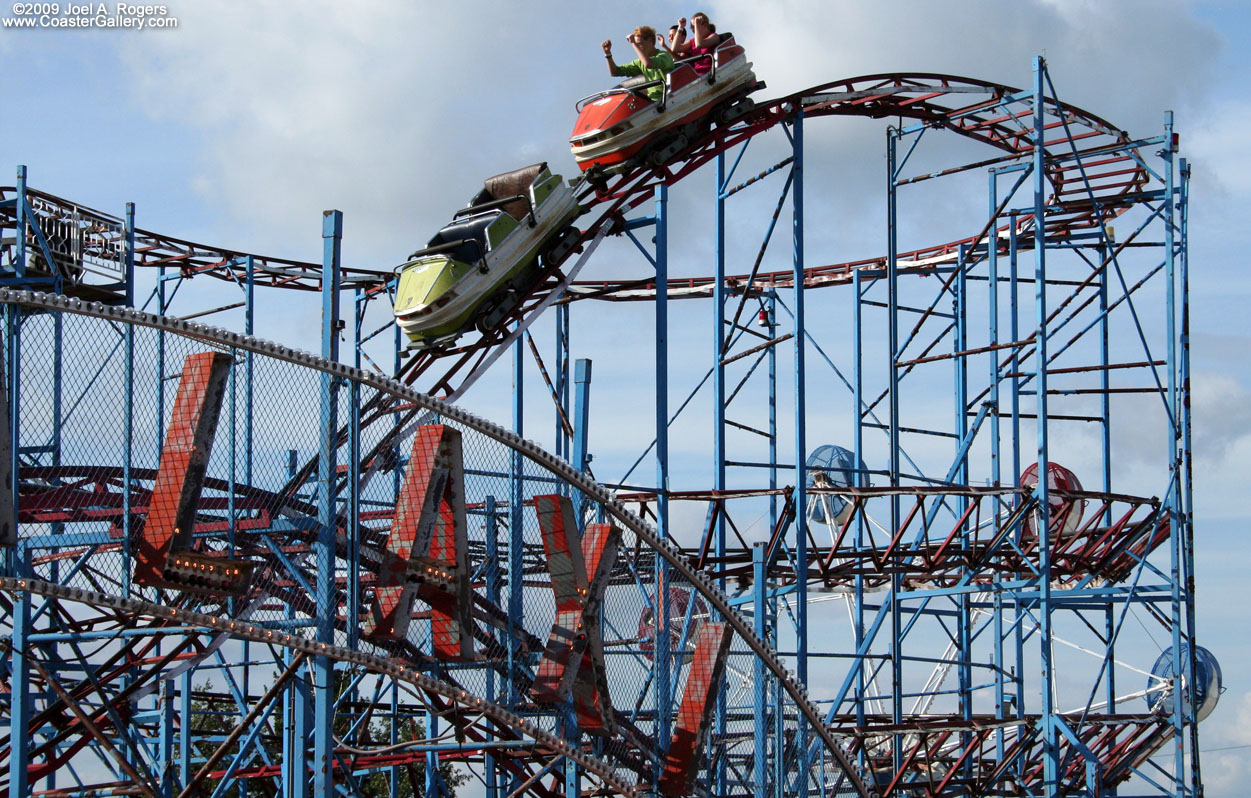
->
[184,675,468,797]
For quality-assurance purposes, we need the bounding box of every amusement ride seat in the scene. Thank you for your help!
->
[423,215,495,266]
[470,162,547,222]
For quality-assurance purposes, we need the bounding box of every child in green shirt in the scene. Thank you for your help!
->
[602,26,676,103]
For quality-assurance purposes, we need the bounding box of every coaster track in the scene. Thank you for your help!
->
[0,64,1195,798]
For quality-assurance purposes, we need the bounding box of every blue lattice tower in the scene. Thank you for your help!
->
[0,55,1205,798]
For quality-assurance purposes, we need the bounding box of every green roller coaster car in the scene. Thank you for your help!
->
[393,163,582,349]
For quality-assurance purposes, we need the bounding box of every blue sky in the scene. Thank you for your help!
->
[3,0,1249,792]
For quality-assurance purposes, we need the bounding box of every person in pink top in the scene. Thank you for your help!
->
[661,23,688,57]
[669,12,722,75]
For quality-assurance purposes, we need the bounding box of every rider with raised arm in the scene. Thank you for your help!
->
[670,13,721,75]
[602,26,675,103]
[661,23,687,57]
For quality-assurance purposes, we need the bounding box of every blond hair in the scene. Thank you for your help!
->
[633,25,657,42]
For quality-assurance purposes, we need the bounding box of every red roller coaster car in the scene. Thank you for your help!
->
[570,33,763,178]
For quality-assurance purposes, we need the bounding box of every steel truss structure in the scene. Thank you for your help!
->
[0,56,1203,798]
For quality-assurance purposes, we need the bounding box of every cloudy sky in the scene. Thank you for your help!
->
[2,0,1249,793]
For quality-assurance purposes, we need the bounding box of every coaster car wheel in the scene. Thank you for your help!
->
[542,226,582,268]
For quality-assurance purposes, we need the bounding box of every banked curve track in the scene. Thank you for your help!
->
[2,72,1150,398]
[0,69,1163,797]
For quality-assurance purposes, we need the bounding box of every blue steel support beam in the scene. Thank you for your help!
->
[1178,157,1202,796]
[50,305,61,476]
[180,670,191,787]
[852,267,867,743]
[769,541,782,795]
[14,166,26,279]
[1162,111,1187,798]
[1008,214,1026,785]
[988,171,1007,764]
[314,209,343,798]
[654,183,672,778]
[1,207,16,556]
[347,287,362,651]
[655,183,670,541]
[753,542,767,798]
[245,257,255,546]
[1051,716,1103,794]
[123,201,134,597]
[227,295,249,796]
[242,260,257,732]
[789,111,810,798]
[8,546,31,798]
[713,149,729,798]
[767,295,778,533]
[573,359,592,475]
[387,685,400,797]
[382,295,403,795]
[1099,237,1112,505]
[556,303,570,461]
[955,243,972,778]
[158,680,174,798]
[508,317,526,798]
[1032,56,1059,794]
[955,244,969,482]
[394,297,403,376]
[484,495,501,798]
[282,448,304,797]
[13,180,60,293]
[204,697,285,798]
[124,202,135,307]
[1100,232,1117,743]
[714,152,728,531]
[427,654,441,797]
[1009,214,1022,496]
[570,357,592,552]
[886,125,904,773]
[157,263,167,455]
[564,722,579,797]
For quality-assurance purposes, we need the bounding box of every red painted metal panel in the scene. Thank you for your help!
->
[531,496,620,734]
[532,494,588,701]
[660,622,732,796]
[133,351,233,587]
[421,485,473,660]
[573,522,620,733]
[366,425,447,643]
[364,425,474,660]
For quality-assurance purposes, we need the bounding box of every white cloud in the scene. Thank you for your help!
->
[712,0,1217,128]
[101,0,1225,268]
[1205,750,1251,798]
[1189,100,1251,202]
[1225,691,1251,746]
[1200,689,1251,796]
[1192,371,1251,461]
[1189,371,1251,519]
[7,0,1241,514]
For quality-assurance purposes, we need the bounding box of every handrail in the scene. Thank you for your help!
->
[452,192,536,228]
[574,78,665,113]
[400,237,484,266]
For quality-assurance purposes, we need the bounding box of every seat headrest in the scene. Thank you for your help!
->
[426,212,498,263]
[479,163,545,220]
